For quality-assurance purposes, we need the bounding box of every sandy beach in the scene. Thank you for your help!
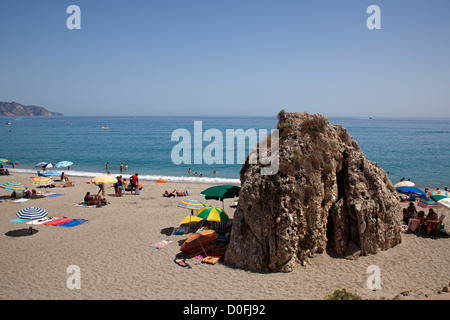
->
[1,171,449,300]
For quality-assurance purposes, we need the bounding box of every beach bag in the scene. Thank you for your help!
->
[135,184,140,195]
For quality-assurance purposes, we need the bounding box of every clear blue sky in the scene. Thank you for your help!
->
[1,0,449,117]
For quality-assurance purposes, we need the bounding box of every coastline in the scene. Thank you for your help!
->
[9,168,241,186]
[0,171,449,300]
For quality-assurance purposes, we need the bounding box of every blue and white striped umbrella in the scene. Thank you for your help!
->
[0,181,27,191]
[16,207,48,220]
[55,161,73,168]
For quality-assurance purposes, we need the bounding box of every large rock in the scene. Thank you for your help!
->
[225,112,402,272]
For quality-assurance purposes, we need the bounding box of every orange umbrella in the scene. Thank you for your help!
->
[180,230,217,256]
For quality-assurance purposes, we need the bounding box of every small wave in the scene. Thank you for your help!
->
[9,168,241,185]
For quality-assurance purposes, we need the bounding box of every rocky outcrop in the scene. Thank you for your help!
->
[0,101,62,116]
[225,112,402,272]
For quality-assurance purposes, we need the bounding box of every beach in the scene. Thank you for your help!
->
[1,171,449,300]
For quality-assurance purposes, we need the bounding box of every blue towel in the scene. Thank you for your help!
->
[10,218,28,223]
[56,219,88,228]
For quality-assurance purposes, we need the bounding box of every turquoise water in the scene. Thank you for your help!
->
[1,116,449,189]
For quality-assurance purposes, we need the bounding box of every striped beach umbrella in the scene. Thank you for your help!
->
[29,176,54,187]
[180,230,217,256]
[177,199,205,232]
[0,158,8,164]
[177,199,205,211]
[16,207,48,220]
[197,206,230,222]
[5,160,20,165]
[417,196,442,209]
[0,181,27,191]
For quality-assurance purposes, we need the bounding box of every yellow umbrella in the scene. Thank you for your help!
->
[394,181,415,188]
[91,174,117,184]
[179,216,203,225]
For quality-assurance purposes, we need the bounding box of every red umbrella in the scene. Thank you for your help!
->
[180,230,217,256]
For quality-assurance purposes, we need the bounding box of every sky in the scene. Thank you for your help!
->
[0,0,449,117]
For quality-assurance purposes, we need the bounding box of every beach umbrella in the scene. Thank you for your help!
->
[16,206,48,220]
[91,174,117,184]
[394,181,415,188]
[180,230,217,256]
[34,162,55,169]
[177,199,206,232]
[417,196,442,209]
[16,206,48,234]
[177,199,206,211]
[0,181,27,192]
[200,185,240,201]
[55,161,73,168]
[5,160,19,166]
[197,206,230,222]
[438,198,450,210]
[179,216,204,225]
[396,186,427,198]
[428,190,450,202]
[0,158,8,164]
[200,184,240,209]
[29,176,54,187]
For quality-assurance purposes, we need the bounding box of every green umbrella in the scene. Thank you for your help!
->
[200,184,240,209]
[200,184,240,200]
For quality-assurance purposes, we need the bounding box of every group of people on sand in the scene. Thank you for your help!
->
[84,173,140,205]
[84,192,107,207]
[403,202,441,236]
[0,164,10,175]
[162,189,189,198]
[9,189,45,199]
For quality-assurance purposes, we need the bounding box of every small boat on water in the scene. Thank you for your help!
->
[6,121,11,125]
[101,125,110,130]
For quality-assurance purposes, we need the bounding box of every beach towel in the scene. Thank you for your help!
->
[56,219,88,228]
[150,239,173,249]
[43,217,73,226]
[26,217,58,225]
[10,218,28,223]
[202,256,220,265]
[44,193,64,198]
[74,203,97,208]
[12,198,30,203]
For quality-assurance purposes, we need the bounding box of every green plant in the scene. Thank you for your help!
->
[325,288,362,300]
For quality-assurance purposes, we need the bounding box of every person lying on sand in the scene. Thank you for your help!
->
[163,190,176,198]
[175,189,189,196]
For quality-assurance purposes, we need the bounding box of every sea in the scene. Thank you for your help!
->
[1,116,449,190]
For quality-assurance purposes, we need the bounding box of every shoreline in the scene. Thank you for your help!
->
[0,171,449,300]
[7,168,241,186]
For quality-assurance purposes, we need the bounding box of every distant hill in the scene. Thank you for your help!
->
[0,101,63,116]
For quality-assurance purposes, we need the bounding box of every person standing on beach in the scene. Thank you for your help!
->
[125,164,128,173]
[130,173,139,195]
[98,183,105,196]
[120,163,124,173]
